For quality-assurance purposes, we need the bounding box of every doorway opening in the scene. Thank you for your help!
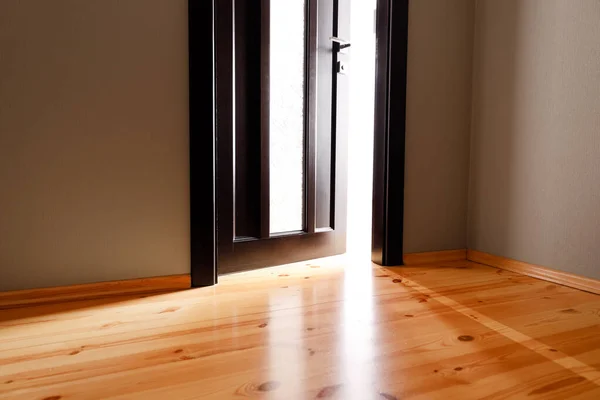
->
[346,0,377,262]
[269,0,377,260]
[188,0,408,286]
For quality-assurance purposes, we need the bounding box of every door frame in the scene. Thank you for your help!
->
[371,0,409,266]
[189,0,409,287]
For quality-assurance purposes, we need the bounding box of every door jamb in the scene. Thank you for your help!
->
[189,0,217,287]
[371,0,409,266]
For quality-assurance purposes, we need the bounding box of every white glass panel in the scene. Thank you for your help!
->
[269,0,306,234]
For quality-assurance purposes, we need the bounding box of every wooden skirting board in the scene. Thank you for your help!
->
[0,274,191,310]
[468,250,600,295]
[403,249,467,265]
[3,249,598,310]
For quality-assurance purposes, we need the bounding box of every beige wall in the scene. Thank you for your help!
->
[0,0,190,291]
[404,0,475,253]
[468,0,600,279]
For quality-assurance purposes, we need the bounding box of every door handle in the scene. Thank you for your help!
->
[330,36,351,50]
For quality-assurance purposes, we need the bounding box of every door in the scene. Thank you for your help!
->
[213,0,351,275]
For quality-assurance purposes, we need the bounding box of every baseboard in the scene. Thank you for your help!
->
[467,250,600,295]
[0,274,191,310]
[403,249,467,265]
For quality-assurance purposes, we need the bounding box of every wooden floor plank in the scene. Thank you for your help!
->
[1,256,599,399]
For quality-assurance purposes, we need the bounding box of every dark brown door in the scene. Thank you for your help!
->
[214,0,351,275]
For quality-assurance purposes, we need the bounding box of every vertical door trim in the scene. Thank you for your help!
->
[189,0,217,286]
[260,0,271,239]
[371,0,409,266]
[305,0,318,234]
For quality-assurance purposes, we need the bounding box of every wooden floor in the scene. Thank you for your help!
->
[1,256,600,399]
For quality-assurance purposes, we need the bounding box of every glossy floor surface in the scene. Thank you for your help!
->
[1,257,600,399]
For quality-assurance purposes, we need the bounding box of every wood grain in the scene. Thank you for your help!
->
[403,249,467,265]
[1,256,599,399]
[0,275,190,310]
[468,250,600,295]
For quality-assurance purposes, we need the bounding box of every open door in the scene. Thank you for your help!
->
[208,0,351,277]
[189,0,407,286]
